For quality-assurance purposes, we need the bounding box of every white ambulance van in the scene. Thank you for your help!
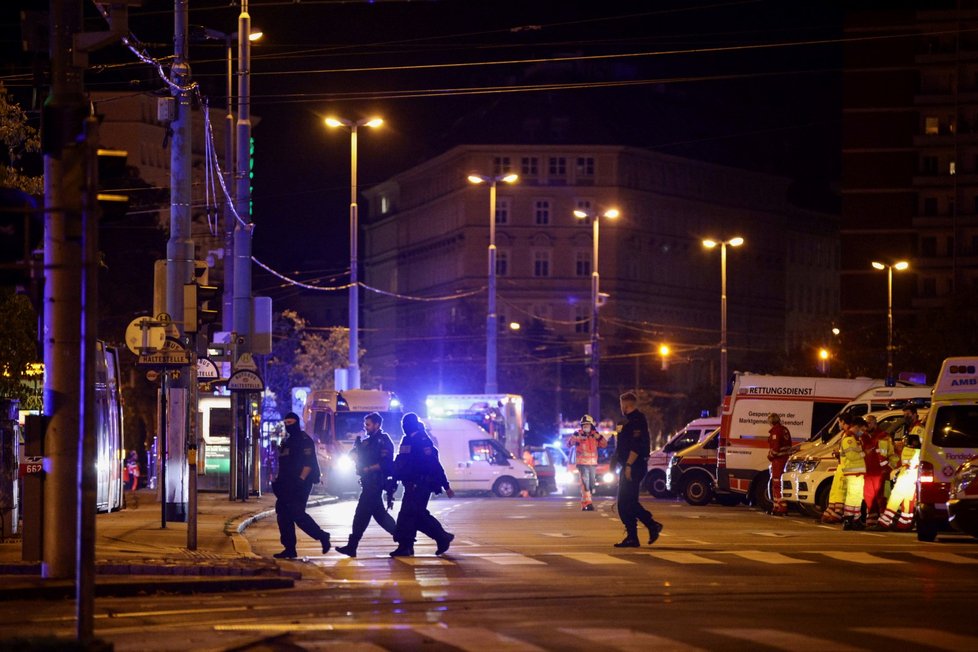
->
[915,357,978,541]
[426,417,538,498]
[716,374,881,509]
[645,416,720,498]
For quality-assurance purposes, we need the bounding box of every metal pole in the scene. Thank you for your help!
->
[233,2,253,349]
[589,217,600,420]
[222,37,235,333]
[160,372,167,528]
[886,265,894,384]
[719,242,728,411]
[187,339,197,549]
[486,181,498,393]
[348,125,361,388]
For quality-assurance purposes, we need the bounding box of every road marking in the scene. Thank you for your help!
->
[415,626,546,651]
[644,552,723,565]
[561,627,707,651]
[853,627,978,650]
[540,532,576,538]
[394,557,456,566]
[752,531,794,538]
[909,551,978,564]
[816,551,905,564]
[709,628,864,651]
[729,551,814,564]
[464,553,546,565]
[554,552,635,565]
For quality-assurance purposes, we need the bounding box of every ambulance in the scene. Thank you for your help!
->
[716,374,881,510]
[915,357,978,542]
[645,416,720,498]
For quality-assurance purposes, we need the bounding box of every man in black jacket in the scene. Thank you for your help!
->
[335,412,398,557]
[389,413,455,557]
[613,392,663,548]
[272,413,331,559]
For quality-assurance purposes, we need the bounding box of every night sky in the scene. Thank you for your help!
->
[2,0,846,314]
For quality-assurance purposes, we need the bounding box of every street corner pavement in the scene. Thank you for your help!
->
[0,490,339,600]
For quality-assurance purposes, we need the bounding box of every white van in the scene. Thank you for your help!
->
[645,417,720,497]
[916,358,978,541]
[426,417,538,498]
[717,374,882,509]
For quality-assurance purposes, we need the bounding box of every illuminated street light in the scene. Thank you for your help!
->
[659,344,671,371]
[325,116,384,389]
[703,236,744,410]
[469,172,519,393]
[574,207,620,420]
[871,260,910,385]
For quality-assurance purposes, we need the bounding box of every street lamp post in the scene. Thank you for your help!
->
[326,116,383,390]
[703,236,744,411]
[871,260,909,385]
[468,173,519,394]
[575,208,619,421]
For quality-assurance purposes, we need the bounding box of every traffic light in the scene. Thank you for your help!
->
[183,277,220,333]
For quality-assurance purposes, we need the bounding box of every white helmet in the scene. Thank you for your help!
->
[580,414,596,427]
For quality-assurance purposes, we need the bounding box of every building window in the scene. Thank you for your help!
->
[925,116,940,135]
[495,197,510,224]
[534,199,550,225]
[950,160,957,175]
[380,195,390,214]
[922,156,938,174]
[575,250,591,277]
[576,156,595,177]
[533,250,551,277]
[493,156,512,175]
[496,249,509,276]
[548,157,566,177]
[521,157,538,177]
[574,305,589,333]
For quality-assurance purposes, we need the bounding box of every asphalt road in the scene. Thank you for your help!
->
[4,494,978,651]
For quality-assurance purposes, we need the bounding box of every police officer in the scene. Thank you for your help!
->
[335,412,398,557]
[389,412,455,557]
[272,412,331,559]
[613,392,663,548]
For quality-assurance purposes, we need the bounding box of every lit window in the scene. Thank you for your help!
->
[380,195,390,214]
[495,197,510,225]
[925,116,940,135]
[533,250,551,277]
[534,199,550,225]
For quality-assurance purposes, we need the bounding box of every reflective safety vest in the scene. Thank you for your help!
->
[839,432,866,475]
[567,431,607,466]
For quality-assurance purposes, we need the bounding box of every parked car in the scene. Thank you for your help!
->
[645,417,719,498]
[948,454,978,539]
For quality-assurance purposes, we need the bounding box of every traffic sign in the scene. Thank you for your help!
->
[125,317,165,355]
[20,456,43,477]
[234,352,258,372]
[146,370,160,382]
[227,369,264,392]
[137,340,192,369]
[196,356,219,379]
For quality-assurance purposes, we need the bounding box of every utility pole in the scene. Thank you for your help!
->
[164,0,194,521]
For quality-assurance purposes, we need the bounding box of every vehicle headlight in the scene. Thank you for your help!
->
[335,453,355,473]
[602,471,616,484]
[785,460,800,473]
[556,468,576,486]
[801,460,818,473]
[952,464,978,494]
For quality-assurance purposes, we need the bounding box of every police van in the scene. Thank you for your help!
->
[916,357,978,542]
[716,374,881,510]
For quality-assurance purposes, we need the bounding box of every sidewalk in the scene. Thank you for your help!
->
[0,489,338,599]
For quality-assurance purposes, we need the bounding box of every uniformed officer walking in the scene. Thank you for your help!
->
[613,392,663,548]
[335,412,398,557]
[271,412,331,559]
[389,412,455,557]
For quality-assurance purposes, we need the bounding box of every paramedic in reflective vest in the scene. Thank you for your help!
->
[767,413,793,516]
[879,407,924,530]
[390,412,456,557]
[335,412,398,557]
[862,414,899,530]
[612,392,663,548]
[272,413,332,559]
[840,416,868,530]
[567,414,607,511]
[821,414,853,524]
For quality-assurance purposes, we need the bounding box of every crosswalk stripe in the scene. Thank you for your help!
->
[708,628,864,651]
[729,551,814,564]
[852,627,978,651]
[561,627,707,651]
[553,552,635,565]
[909,551,978,564]
[393,557,456,566]
[645,551,723,565]
[816,551,905,564]
[415,626,545,651]
[463,553,546,565]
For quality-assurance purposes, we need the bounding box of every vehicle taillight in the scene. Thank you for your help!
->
[717,444,726,468]
[919,461,935,483]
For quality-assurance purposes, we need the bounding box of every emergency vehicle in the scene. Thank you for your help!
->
[303,389,403,496]
[427,418,538,497]
[915,357,978,542]
[717,374,881,510]
[646,416,720,498]
[947,454,978,538]
[426,394,525,458]
[666,429,739,506]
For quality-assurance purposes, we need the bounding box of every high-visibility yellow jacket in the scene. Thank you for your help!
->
[840,431,866,475]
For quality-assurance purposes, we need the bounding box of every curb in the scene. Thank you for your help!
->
[0,575,295,601]
[226,495,340,558]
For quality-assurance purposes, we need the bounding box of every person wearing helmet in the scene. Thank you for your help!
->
[567,414,607,511]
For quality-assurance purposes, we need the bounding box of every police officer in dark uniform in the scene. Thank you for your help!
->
[272,412,331,559]
[613,392,663,548]
[335,412,398,557]
[389,412,455,557]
